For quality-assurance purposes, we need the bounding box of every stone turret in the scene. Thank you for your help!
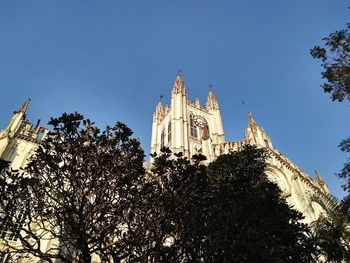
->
[0,99,48,169]
[150,74,190,158]
[245,112,273,149]
[155,100,164,120]
[0,99,31,157]
[205,89,224,145]
[2,99,30,138]
[151,99,164,155]
[170,74,189,157]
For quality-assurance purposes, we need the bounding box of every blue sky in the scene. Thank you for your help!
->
[0,1,349,199]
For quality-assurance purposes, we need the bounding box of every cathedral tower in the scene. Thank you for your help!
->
[150,75,328,224]
[150,74,225,162]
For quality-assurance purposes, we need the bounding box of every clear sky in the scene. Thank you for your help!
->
[0,1,349,199]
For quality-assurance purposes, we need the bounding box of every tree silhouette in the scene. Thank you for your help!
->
[309,193,350,262]
[149,145,316,262]
[311,19,350,192]
[0,113,149,263]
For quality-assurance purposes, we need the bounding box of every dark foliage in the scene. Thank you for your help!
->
[310,23,350,102]
[311,19,350,192]
[147,149,209,262]
[338,138,350,192]
[0,113,149,263]
[0,159,9,173]
[150,145,316,263]
[205,145,316,263]
[0,115,319,262]
[309,193,350,262]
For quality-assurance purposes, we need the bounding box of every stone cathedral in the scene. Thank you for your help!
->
[150,75,328,223]
[0,75,329,262]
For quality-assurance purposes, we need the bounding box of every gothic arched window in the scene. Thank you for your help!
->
[160,128,165,149]
[190,114,197,138]
[264,139,269,148]
[168,121,171,145]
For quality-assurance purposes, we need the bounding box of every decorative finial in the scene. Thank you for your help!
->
[209,84,213,92]
[159,95,163,102]
[177,69,182,77]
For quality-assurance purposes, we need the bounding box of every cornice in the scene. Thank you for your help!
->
[267,148,326,194]
[14,133,43,145]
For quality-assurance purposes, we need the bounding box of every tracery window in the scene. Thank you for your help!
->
[190,114,197,138]
[160,128,165,149]
[167,121,171,145]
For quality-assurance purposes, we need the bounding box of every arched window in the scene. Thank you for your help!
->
[190,114,197,138]
[264,139,269,148]
[160,128,165,149]
[168,121,171,145]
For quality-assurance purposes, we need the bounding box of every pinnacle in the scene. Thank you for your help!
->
[18,98,31,113]
[248,112,256,124]
[156,100,164,111]
[206,89,219,110]
[156,100,164,112]
[175,74,183,86]
[195,97,200,108]
[314,170,325,184]
[172,74,186,95]
[175,73,182,82]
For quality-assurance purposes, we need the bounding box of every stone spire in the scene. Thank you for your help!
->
[155,100,164,119]
[206,90,219,110]
[17,98,31,113]
[172,74,186,95]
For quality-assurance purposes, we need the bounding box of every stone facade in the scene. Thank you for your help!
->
[0,100,56,262]
[150,75,328,224]
[0,76,329,261]
[0,99,49,170]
